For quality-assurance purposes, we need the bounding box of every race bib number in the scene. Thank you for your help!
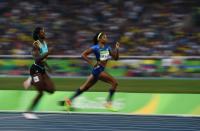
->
[33,76,40,83]
[100,50,110,61]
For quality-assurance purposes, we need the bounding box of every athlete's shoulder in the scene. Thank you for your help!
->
[33,40,40,48]
[91,44,99,48]
[90,44,99,50]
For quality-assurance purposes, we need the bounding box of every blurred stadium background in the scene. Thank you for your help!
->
[0,0,200,115]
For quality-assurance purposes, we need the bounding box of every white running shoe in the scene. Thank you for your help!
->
[23,77,32,89]
[23,113,38,119]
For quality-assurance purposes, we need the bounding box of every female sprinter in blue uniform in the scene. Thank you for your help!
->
[62,32,120,111]
[23,27,55,119]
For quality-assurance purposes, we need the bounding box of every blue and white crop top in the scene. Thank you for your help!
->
[33,40,48,64]
[91,44,111,61]
[37,40,48,56]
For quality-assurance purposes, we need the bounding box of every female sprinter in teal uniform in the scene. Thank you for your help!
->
[23,27,55,119]
[62,32,120,111]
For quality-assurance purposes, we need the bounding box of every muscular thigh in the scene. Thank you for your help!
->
[80,74,97,90]
[99,72,116,84]
[43,73,55,93]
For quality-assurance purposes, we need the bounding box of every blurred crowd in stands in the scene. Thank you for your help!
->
[0,0,199,56]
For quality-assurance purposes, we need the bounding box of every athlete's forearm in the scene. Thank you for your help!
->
[81,54,93,66]
[110,48,119,60]
[43,61,50,69]
[81,48,94,66]
[114,48,119,60]
[113,42,120,60]
[43,61,52,73]
[35,52,49,63]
